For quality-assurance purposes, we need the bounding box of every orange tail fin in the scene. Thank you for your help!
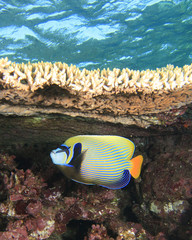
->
[129,155,143,179]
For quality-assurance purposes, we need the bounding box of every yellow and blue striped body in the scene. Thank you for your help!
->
[50,135,143,189]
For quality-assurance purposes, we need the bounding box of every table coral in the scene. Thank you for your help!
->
[0,58,191,94]
[0,57,192,128]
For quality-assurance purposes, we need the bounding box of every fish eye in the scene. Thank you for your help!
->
[56,145,70,158]
[60,144,70,150]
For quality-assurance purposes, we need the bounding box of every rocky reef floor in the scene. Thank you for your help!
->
[0,115,191,240]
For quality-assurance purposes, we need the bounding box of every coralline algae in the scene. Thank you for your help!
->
[0,153,169,240]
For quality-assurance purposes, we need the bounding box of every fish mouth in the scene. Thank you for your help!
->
[50,149,67,165]
[50,151,60,165]
[50,150,56,155]
[50,150,57,161]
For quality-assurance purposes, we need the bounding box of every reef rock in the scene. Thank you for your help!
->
[0,58,192,240]
[132,134,192,240]
[0,57,192,146]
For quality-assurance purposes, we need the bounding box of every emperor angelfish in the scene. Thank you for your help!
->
[50,135,143,189]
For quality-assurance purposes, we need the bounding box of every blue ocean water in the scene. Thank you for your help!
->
[0,0,191,70]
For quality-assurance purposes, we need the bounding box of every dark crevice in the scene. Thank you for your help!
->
[0,216,8,231]
[63,220,95,240]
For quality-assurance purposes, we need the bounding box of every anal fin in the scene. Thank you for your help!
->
[100,170,131,189]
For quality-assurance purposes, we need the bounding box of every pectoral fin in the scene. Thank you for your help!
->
[68,143,87,172]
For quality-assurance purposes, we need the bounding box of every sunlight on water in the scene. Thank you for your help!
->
[0,0,191,70]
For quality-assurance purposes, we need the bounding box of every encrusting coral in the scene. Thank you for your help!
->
[132,134,192,240]
[0,154,55,239]
[84,223,167,240]
[0,153,167,240]
[0,57,192,121]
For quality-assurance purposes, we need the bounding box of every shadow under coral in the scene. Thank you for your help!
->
[0,133,191,240]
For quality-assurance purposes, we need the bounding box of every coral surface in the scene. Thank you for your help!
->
[0,154,55,240]
[0,59,191,240]
[0,153,168,240]
[133,135,192,240]
[0,58,192,128]
[84,223,167,240]
[0,57,192,94]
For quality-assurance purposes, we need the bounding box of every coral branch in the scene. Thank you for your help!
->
[0,58,192,124]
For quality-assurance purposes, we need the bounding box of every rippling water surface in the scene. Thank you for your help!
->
[0,0,191,70]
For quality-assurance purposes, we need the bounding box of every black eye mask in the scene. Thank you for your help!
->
[56,144,71,158]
